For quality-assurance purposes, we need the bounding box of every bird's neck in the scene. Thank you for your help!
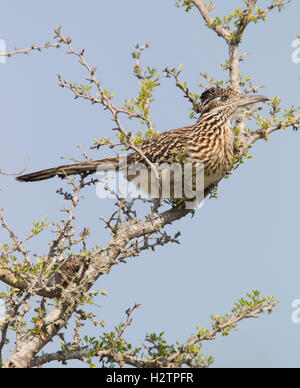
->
[197,111,233,137]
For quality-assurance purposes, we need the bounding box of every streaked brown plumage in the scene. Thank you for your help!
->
[16,87,269,195]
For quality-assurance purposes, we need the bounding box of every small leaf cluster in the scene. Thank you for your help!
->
[31,217,50,236]
[174,0,194,12]
[175,0,215,13]
[124,67,161,123]
[252,97,300,136]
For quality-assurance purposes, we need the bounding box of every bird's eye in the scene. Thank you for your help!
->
[221,96,228,101]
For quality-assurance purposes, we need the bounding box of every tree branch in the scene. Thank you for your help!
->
[191,0,231,41]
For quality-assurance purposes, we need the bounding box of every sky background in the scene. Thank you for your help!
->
[0,0,300,368]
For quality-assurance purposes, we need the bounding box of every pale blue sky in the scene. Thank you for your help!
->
[1,0,300,367]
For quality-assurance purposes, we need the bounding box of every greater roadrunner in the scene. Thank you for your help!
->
[16,87,269,196]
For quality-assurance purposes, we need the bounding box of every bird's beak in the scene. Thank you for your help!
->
[238,94,270,108]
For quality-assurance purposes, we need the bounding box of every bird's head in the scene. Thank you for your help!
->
[199,87,270,119]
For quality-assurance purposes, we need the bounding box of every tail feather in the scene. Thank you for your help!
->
[16,157,118,182]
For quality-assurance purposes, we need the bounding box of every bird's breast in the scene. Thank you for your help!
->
[187,120,233,187]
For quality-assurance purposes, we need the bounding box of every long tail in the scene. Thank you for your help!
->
[16,157,118,182]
